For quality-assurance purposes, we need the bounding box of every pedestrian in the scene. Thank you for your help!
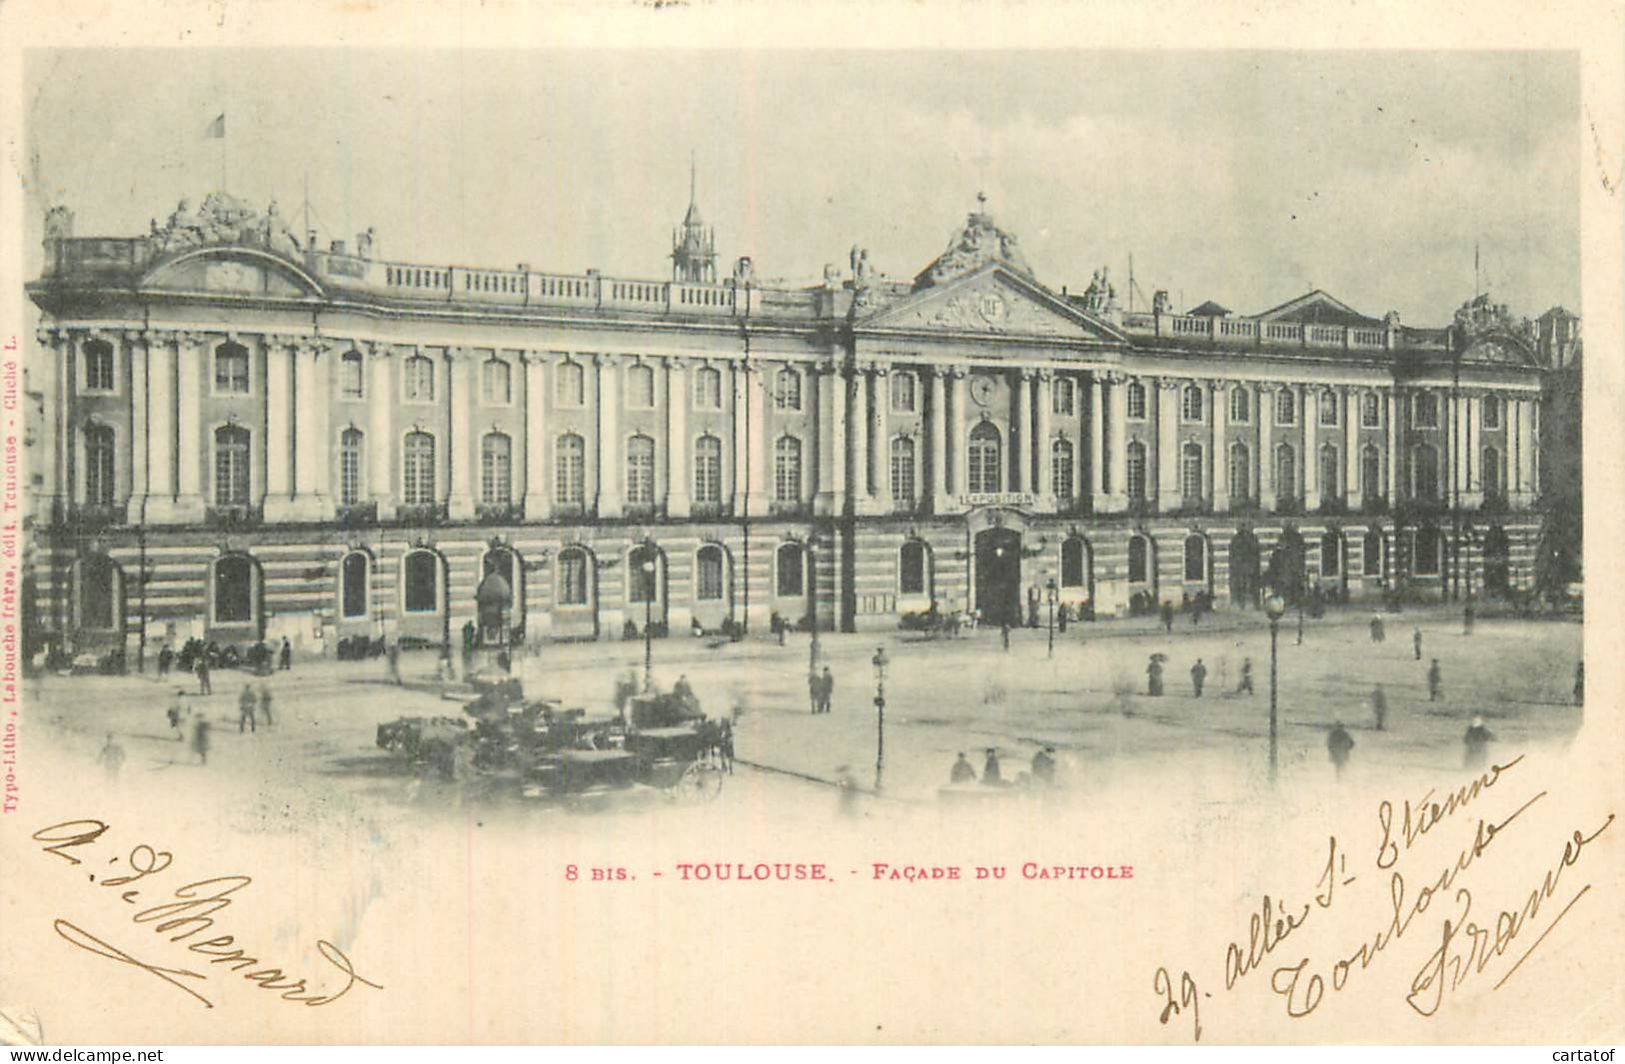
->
[1031,746,1056,786]
[1463,601,1475,636]
[1574,660,1585,705]
[98,733,125,783]
[1190,658,1207,698]
[1000,621,1011,652]
[1146,656,1164,697]
[1427,658,1443,702]
[1161,601,1175,634]
[1412,626,1423,661]
[1237,658,1254,696]
[166,699,185,741]
[1371,684,1388,731]
[807,670,820,714]
[1463,716,1495,770]
[949,752,976,785]
[1057,604,1069,634]
[809,632,822,674]
[195,656,211,695]
[719,719,734,774]
[819,666,834,714]
[157,644,174,678]
[258,684,274,727]
[1369,614,1385,644]
[238,684,258,733]
[981,748,1003,786]
[1027,586,1040,628]
[1327,721,1355,780]
[191,715,212,766]
[279,636,292,671]
[387,642,401,685]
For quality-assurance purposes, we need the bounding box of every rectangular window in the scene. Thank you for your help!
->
[482,359,511,404]
[1413,393,1439,429]
[696,549,724,601]
[341,353,364,399]
[1361,393,1381,428]
[84,342,116,392]
[1319,393,1339,427]
[891,372,918,413]
[559,554,589,606]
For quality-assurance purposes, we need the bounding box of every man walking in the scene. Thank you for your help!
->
[238,684,258,733]
[279,636,292,671]
[1327,722,1355,781]
[1370,684,1388,731]
[1146,655,1164,697]
[819,666,835,714]
[195,655,212,695]
[1463,716,1495,770]
[1463,601,1475,636]
[1000,621,1011,652]
[1427,658,1443,702]
[259,683,274,727]
[807,670,821,714]
[1412,625,1423,661]
[1190,658,1207,698]
[191,715,212,766]
[1236,658,1254,696]
[1369,613,1385,643]
[1161,601,1175,634]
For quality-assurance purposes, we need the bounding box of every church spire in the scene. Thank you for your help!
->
[672,153,717,283]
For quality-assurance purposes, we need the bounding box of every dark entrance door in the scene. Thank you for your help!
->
[974,528,1022,627]
[1483,527,1511,597]
[1267,529,1306,604]
[1229,530,1261,607]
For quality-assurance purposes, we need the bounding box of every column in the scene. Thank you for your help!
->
[1344,387,1360,507]
[1258,384,1276,510]
[371,344,396,516]
[290,341,331,518]
[1211,380,1228,512]
[1386,389,1398,503]
[849,366,870,508]
[1516,397,1535,506]
[1013,369,1032,494]
[872,365,891,511]
[262,337,295,519]
[1530,399,1542,500]
[665,358,690,518]
[1107,374,1128,512]
[445,348,474,518]
[1035,370,1053,505]
[1156,378,1178,512]
[597,354,623,518]
[731,361,748,515]
[950,368,967,505]
[126,331,148,507]
[1088,376,1106,507]
[815,364,847,516]
[522,352,547,518]
[174,331,203,515]
[746,363,767,516]
[928,367,947,510]
[1304,386,1320,511]
[1463,395,1482,507]
[143,330,176,519]
[1451,394,1467,505]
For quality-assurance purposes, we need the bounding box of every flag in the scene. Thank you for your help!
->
[204,113,225,139]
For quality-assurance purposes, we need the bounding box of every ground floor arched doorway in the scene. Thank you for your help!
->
[1229,530,1261,607]
[974,527,1022,627]
[1267,529,1306,604]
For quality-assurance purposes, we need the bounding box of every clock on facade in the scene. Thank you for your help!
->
[970,374,998,406]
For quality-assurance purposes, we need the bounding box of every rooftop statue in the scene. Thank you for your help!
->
[146,192,301,256]
[916,193,1035,288]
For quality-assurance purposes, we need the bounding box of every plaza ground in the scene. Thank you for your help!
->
[20,603,1584,835]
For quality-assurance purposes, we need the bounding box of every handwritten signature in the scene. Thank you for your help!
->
[33,818,383,1010]
[1150,757,1615,1040]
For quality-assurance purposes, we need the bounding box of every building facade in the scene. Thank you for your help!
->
[26,190,1562,659]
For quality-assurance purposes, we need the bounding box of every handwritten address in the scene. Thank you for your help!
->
[1150,756,1615,1041]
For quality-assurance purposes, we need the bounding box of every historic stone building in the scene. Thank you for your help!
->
[25,188,1561,660]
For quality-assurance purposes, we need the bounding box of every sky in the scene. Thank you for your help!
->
[22,48,1580,324]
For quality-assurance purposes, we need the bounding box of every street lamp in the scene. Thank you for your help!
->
[1046,577,1058,658]
[641,549,657,691]
[1264,592,1287,784]
[872,646,889,793]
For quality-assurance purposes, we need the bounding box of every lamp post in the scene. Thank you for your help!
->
[1265,592,1287,784]
[1046,577,1058,658]
[872,646,889,793]
[641,550,657,691]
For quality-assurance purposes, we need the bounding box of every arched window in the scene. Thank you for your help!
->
[1053,378,1076,416]
[84,423,116,506]
[899,541,929,596]
[340,551,369,619]
[481,433,513,505]
[482,358,512,404]
[1125,440,1147,500]
[555,434,585,505]
[1230,386,1251,424]
[1052,438,1074,499]
[1482,446,1502,497]
[1275,444,1297,501]
[1228,442,1250,501]
[1319,443,1340,499]
[1412,391,1438,428]
[339,428,365,506]
[1414,528,1442,576]
[627,363,655,409]
[693,435,722,504]
[341,350,364,398]
[890,436,916,506]
[1362,530,1383,576]
[213,554,255,624]
[403,432,436,506]
[1184,534,1207,582]
[1361,392,1381,428]
[1275,389,1297,426]
[402,549,440,613]
[214,425,250,505]
[79,555,118,630]
[1321,531,1342,576]
[696,545,726,601]
[1126,381,1148,420]
[557,547,591,606]
[1181,383,1204,422]
[83,339,115,392]
[404,354,434,401]
[1411,443,1439,500]
[891,371,918,413]
[1361,444,1382,502]
[1482,395,1502,430]
[775,543,805,597]
[628,543,662,603]
[1128,534,1151,584]
[1181,442,1203,501]
[968,422,1002,494]
[694,366,722,410]
[556,360,585,407]
[773,436,802,503]
[773,367,802,411]
[626,434,656,506]
[214,341,249,394]
[1319,390,1339,427]
[1060,537,1088,589]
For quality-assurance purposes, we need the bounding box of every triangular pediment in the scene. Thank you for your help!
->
[1258,289,1381,328]
[857,265,1122,342]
